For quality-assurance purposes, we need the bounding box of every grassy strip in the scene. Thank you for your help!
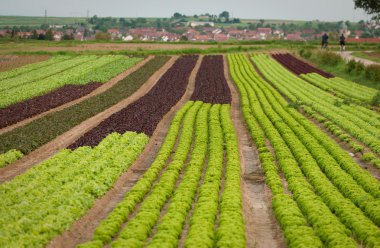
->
[0,56,169,154]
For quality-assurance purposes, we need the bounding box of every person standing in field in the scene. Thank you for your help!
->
[339,33,346,52]
[321,32,329,49]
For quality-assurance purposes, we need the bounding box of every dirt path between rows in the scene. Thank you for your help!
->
[0,56,177,183]
[0,56,154,135]
[223,55,286,248]
[47,55,203,248]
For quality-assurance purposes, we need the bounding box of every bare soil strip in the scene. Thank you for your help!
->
[224,55,286,248]
[0,55,50,72]
[0,56,153,135]
[0,56,175,183]
[47,55,204,248]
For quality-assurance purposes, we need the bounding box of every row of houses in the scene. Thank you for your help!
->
[114,27,304,42]
[1,26,370,42]
[0,27,88,41]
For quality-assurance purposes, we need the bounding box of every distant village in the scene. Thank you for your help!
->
[1,12,379,43]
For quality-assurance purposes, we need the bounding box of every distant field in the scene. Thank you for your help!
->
[0,16,87,27]
[0,15,312,28]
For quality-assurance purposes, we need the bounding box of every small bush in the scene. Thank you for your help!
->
[371,91,380,106]
[355,61,365,74]
[365,64,380,83]
[318,51,343,66]
[361,153,377,162]
[299,48,312,59]
[345,59,356,74]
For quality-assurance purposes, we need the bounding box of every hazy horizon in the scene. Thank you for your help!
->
[0,0,372,22]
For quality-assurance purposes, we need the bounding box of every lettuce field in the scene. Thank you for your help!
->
[0,52,379,248]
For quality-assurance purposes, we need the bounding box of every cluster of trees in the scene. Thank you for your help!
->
[172,11,241,24]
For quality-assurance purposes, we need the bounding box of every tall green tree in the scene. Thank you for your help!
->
[354,0,380,18]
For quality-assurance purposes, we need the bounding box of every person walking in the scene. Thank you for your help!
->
[339,33,346,52]
[321,32,329,49]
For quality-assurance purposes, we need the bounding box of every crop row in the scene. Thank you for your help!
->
[78,101,245,248]
[190,55,231,104]
[0,56,141,107]
[70,55,198,148]
[302,105,380,169]
[271,53,333,78]
[0,56,95,93]
[301,73,377,103]
[0,55,70,81]
[0,131,148,247]
[229,54,380,247]
[252,54,380,156]
[0,56,169,155]
[0,149,23,168]
[0,82,101,129]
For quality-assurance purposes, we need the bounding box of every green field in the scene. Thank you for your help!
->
[0,15,87,27]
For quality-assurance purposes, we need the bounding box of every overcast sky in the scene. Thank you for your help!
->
[0,0,371,22]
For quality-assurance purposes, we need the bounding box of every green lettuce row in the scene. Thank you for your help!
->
[216,104,245,248]
[253,62,380,226]
[252,54,380,157]
[77,101,195,247]
[241,54,358,247]
[301,73,375,103]
[0,56,140,108]
[302,106,365,153]
[184,104,224,248]
[0,55,71,81]
[147,102,211,248]
[0,149,23,168]
[113,102,202,247]
[266,55,380,124]
[0,55,98,93]
[228,53,323,248]
[242,54,380,246]
[74,56,142,84]
[253,54,380,132]
[248,57,380,212]
[251,55,380,200]
[0,56,168,155]
[0,131,148,247]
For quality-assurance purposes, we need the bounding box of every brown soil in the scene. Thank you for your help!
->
[0,56,175,183]
[47,55,204,248]
[223,55,287,248]
[0,56,154,135]
[0,55,50,72]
